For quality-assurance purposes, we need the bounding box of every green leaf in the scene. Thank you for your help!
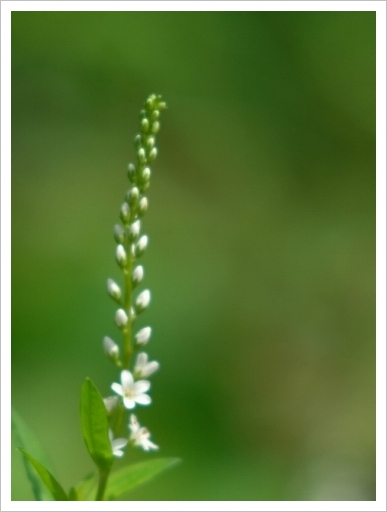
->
[104,458,181,500]
[11,407,53,501]
[80,378,113,472]
[18,449,68,501]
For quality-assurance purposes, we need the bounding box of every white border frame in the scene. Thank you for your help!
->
[2,2,385,511]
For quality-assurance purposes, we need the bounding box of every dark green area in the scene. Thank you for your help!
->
[12,11,375,500]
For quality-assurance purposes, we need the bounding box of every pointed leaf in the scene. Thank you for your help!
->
[18,449,68,501]
[80,378,113,472]
[11,407,53,501]
[104,458,181,500]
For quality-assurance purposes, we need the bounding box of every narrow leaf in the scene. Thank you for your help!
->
[18,449,68,501]
[11,407,53,501]
[104,458,180,500]
[80,378,113,472]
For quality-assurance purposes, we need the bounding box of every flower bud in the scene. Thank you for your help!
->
[103,336,120,358]
[146,95,156,109]
[120,202,131,224]
[116,244,127,268]
[104,396,119,416]
[150,110,160,121]
[135,289,151,313]
[135,235,148,257]
[115,308,129,328]
[141,118,150,133]
[127,163,136,183]
[126,186,139,205]
[142,167,151,182]
[137,148,146,164]
[132,265,144,286]
[146,137,155,150]
[134,134,142,149]
[114,224,125,244]
[150,121,160,135]
[148,148,157,162]
[138,197,148,217]
[107,278,122,301]
[135,326,151,345]
[128,220,140,241]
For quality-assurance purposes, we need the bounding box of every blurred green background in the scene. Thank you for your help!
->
[11,11,375,501]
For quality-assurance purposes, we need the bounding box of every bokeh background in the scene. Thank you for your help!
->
[11,11,375,501]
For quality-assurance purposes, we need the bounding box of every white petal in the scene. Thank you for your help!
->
[134,380,151,394]
[112,438,128,451]
[135,352,148,369]
[123,397,136,409]
[121,370,134,388]
[143,361,160,377]
[146,440,159,450]
[135,327,151,345]
[135,393,151,405]
[111,383,123,396]
[113,448,124,457]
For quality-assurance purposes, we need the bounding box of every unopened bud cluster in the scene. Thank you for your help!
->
[102,94,166,456]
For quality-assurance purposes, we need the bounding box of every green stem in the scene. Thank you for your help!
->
[122,252,134,368]
[95,469,109,501]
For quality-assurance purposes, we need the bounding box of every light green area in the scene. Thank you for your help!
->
[12,11,375,500]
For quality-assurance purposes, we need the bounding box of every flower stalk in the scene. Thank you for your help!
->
[101,94,166,482]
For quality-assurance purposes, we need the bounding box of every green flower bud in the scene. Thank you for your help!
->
[150,121,160,135]
[137,148,146,164]
[126,186,139,205]
[148,148,157,162]
[138,197,148,217]
[150,110,160,121]
[114,224,125,244]
[134,134,142,149]
[146,137,155,150]
[127,163,136,183]
[142,167,151,182]
[120,202,131,224]
[141,118,150,133]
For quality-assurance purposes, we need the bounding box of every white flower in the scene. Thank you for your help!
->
[103,396,118,415]
[135,235,148,257]
[107,279,121,301]
[132,265,144,286]
[111,370,151,409]
[128,220,141,241]
[115,308,128,328]
[129,415,159,451]
[103,336,119,358]
[108,430,127,458]
[136,290,151,312]
[135,326,151,345]
[134,352,160,378]
[116,244,127,268]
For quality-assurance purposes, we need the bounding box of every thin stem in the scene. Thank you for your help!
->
[122,251,134,368]
[95,469,109,501]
